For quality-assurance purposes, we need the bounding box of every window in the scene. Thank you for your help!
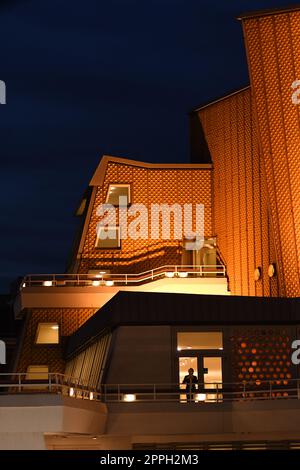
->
[177,332,223,350]
[95,226,120,249]
[35,323,59,344]
[106,184,131,206]
[26,365,49,380]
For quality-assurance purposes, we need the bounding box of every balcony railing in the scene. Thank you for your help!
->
[20,264,226,289]
[0,373,299,404]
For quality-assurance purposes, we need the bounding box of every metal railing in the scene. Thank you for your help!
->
[20,264,226,289]
[0,373,299,404]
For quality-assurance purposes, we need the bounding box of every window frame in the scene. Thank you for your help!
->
[35,322,60,345]
[105,183,131,206]
[25,365,49,381]
[95,225,121,250]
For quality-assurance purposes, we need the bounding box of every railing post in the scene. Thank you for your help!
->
[125,274,128,286]
[151,270,154,281]
[48,373,52,392]
[269,380,272,399]
[18,374,21,393]
[153,384,156,401]
[216,383,219,403]
[77,274,80,286]
[117,384,121,402]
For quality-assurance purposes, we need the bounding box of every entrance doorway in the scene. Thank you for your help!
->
[177,331,223,402]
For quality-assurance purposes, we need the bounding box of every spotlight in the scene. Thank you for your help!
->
[165,272,175,278]
[123,394,136,402]
[195,393,206,402]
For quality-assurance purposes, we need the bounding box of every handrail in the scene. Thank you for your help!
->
[0,373,299,404]
[20,264,226,289]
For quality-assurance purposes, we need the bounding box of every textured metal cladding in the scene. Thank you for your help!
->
[16,308,96,374]
[79,163,213,274]
[242,12,300,296]
[199,88,278,297]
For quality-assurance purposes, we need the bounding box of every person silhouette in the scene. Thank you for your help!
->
[182,368,198,402]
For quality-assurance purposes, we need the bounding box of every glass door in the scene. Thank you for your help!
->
[179,357,198,402]
[203,357,222,402]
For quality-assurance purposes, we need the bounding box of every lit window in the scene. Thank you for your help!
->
[26,365,49,380]
[35,323,59,344]
[95,226,120,249]
[106,184,130,206]
[177,332,223,350]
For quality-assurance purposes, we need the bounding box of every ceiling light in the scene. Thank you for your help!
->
[123,394,136,402]
[165,272,175,278]
[178,272,188,278]
[195,393,206,402]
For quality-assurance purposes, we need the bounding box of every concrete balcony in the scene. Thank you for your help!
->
[14,265,229,318]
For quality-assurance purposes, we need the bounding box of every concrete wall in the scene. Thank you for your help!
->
[105,326,173,384]
[0,394,107,450]
[106,399,300,437]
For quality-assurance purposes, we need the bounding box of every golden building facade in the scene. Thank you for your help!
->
[241,9,300,297]
[74,157,213,275]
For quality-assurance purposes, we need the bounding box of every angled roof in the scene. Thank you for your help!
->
[237,4,300,20]
[191,86,250,113]
[89,155,212,186]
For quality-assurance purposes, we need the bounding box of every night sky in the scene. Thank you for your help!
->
[0,0,298,292]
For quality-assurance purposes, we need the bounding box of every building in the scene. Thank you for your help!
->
[1,5,300,450]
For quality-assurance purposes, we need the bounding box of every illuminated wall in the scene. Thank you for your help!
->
[196,89,279,296]
[241,9,300,296]
[16,308,96,374]
[77,158,213,274]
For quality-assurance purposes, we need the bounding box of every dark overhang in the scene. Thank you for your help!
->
[65,291,300,358]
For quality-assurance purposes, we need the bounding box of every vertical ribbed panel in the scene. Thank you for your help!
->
[198,89,278,296]
[242,11,300,296]
[65,333,111,388]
